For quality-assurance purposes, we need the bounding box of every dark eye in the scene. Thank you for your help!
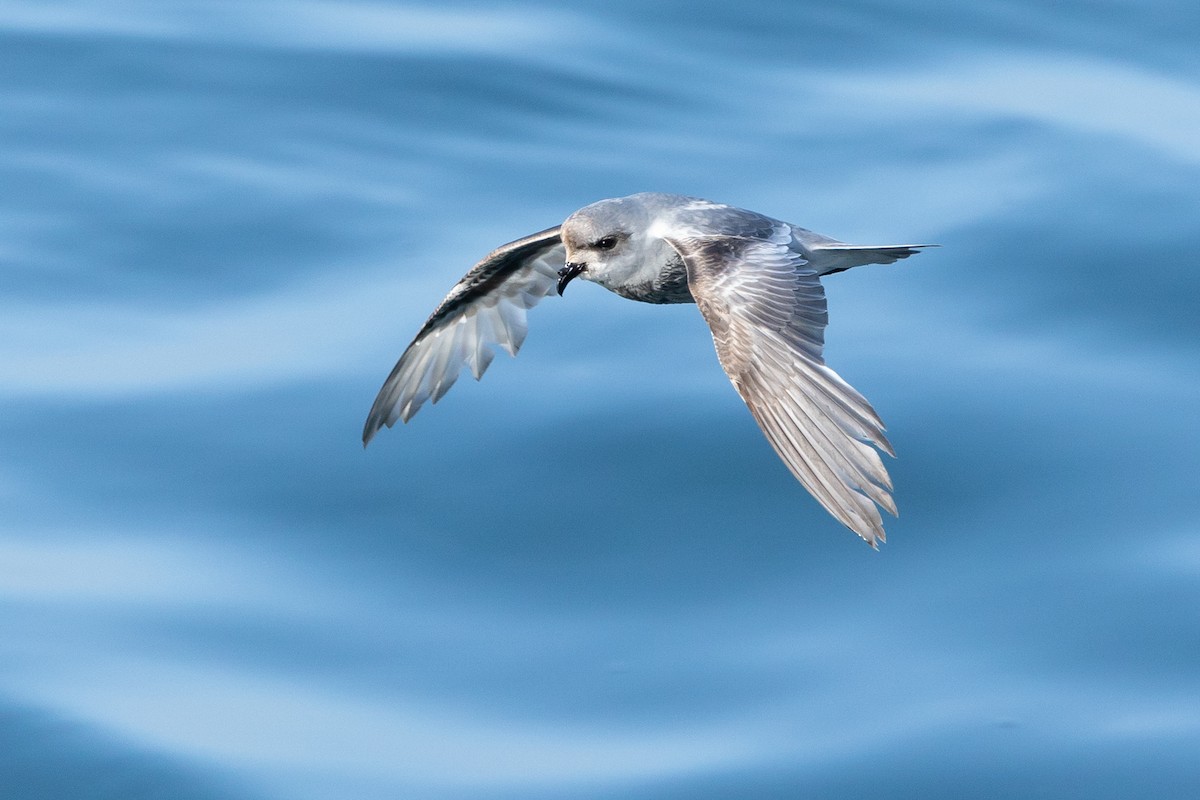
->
[595,236,618,250]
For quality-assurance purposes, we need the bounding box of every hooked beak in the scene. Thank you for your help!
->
[556,262,586,296]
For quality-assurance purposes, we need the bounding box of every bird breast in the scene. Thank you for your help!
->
[608,250,695,305]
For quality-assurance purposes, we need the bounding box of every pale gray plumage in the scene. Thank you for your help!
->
[364,193,934,546]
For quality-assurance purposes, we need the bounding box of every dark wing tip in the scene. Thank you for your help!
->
[362,412,385,448]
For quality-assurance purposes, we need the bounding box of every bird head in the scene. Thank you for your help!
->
[556,198,648,295]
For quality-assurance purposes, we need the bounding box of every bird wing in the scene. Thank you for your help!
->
[363,226,564,444]
[666,225,897,545]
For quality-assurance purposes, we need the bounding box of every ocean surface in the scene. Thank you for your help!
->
[3,1,1199,798]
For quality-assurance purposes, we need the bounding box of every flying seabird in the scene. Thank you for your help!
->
[364,193,934,546]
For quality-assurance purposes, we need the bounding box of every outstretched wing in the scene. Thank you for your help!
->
[363,226,564,444]
[667,225,898,546]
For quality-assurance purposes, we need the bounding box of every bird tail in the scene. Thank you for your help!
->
[809,243,938,275]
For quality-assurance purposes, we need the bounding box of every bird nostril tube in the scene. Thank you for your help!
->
[556,262,586,295]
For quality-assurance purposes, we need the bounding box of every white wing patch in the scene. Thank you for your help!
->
[363,230,564,442]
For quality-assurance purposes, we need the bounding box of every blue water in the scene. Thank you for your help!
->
[3,1,1199,797]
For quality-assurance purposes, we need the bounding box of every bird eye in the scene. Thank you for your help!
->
[595,236,618,250]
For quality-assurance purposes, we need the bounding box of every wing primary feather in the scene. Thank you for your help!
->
[755,392,886,543]
[752,347,895,520]
[754,339,894,496]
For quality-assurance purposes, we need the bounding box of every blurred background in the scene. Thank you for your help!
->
[2,1,1199,798]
